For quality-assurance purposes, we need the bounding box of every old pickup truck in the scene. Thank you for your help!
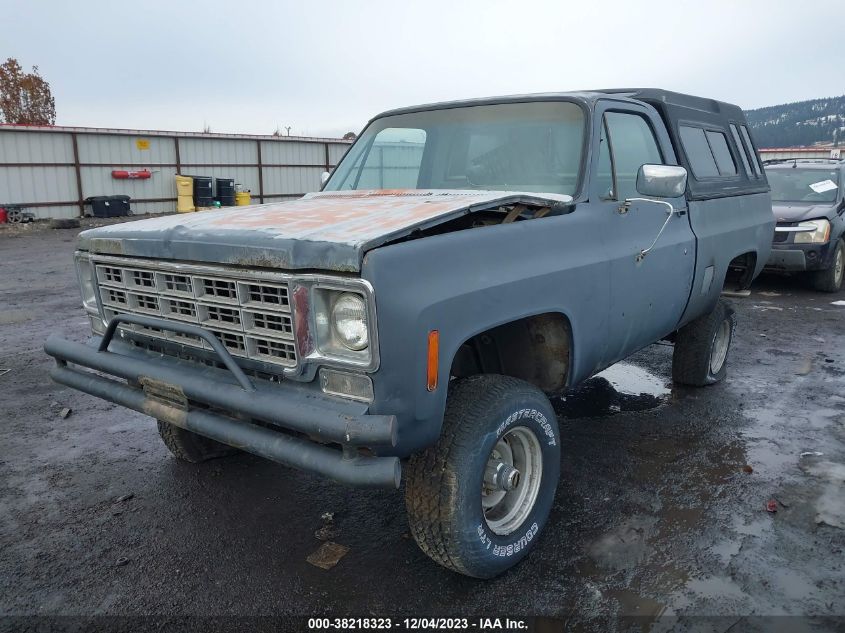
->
[45,89,773,578]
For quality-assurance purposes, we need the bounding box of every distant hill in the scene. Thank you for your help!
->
[744,95,845,148]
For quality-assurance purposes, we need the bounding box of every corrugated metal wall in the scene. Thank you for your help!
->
[0,126,351,219]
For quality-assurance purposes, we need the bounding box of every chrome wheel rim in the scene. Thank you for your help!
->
[709,319,731,375]
[482,425,543,535]
[834,247,843,286]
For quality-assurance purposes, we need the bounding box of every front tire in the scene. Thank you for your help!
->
[157,420,238,463]
[672,300,736,387]
[809,238,844,293]
[405,375,560,578]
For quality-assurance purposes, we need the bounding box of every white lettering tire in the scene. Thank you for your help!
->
[404,375,561,578]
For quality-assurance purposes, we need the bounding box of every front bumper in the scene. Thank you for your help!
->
[765,242,834,272]
[44,315,400,488]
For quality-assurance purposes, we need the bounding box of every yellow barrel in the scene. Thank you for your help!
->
[175,176,195,212]
[177,196,195,213]
[175,175,193,195]
[235,191,251,206]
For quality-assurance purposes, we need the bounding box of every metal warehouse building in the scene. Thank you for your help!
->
[0,125,352,219]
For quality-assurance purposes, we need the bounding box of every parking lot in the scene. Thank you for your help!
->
[1,220,843,627]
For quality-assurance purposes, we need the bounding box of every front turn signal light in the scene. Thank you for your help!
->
[427,330,439,392]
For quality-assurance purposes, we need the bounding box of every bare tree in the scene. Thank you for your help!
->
[0,58,56,125]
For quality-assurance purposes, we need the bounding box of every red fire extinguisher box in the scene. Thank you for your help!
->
[111,169,151,179]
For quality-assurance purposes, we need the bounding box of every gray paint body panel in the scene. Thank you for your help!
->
[679,193,773,326]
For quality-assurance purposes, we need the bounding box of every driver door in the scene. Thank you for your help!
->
[590,102,696,366]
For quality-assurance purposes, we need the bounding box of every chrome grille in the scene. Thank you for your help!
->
[94,259,297,369]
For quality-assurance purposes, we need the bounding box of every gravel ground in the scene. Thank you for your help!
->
[0,219,843,630]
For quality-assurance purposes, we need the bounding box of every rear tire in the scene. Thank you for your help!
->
[672,300,736,387]
[809,238,844,293]
[404,375,560,578]
[157,420,238,463]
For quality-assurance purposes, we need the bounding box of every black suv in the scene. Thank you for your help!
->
[764,158,845,292]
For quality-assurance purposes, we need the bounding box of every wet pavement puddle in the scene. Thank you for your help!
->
[554,362,670,418]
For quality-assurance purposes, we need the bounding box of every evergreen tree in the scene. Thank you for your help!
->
[744,96,845,148]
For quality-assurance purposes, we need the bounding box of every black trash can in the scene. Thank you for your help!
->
[85,195,132,217]
[192,176,213,207]
[215,178,235,206]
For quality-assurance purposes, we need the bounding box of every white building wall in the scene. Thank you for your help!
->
[262,166,324,197]
[76,134,177,164]
[1,166,78,203]
[0,131,74,163]
[328,143,349,165]
[179,137,259,165]
[261,140,324,166]
[0,126,351,220]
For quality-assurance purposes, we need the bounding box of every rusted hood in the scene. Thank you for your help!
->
[77,189,572,272]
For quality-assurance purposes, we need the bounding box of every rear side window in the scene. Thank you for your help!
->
[739,125,762,177]
[729,124,753,177]
[679,126,719,178]
[679,126,739,178]
[705,131,736,176]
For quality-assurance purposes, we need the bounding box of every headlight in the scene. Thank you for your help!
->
[794,219,831,244]
[312,287,374,366]
[74,253,98,314]
[331,293,369,350]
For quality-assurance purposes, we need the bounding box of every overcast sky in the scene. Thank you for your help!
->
[4,0,843,138]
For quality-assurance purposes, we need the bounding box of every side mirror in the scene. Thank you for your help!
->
[636,164,687,198]
[320,171,331,186]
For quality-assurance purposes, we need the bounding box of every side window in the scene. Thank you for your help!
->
[729,124,753,177]
[595,117,614,199]
[739,125,762,177]
[679,126,719,178]
[353,127,426,189]
[705,131,736,176]
[603,111,663,200]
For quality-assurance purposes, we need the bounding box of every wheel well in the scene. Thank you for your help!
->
[450,312,571,394]
[725,251,758,290]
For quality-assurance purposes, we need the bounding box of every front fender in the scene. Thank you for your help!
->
[362,212,611,456]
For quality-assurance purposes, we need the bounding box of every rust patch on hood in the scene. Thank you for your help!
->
[77,189,572,272]
[199,190,563,244]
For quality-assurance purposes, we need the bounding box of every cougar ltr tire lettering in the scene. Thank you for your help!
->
[404,375,560,578]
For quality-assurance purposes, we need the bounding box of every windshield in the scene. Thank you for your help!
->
[765,167,841,204]
[325,102,585,196]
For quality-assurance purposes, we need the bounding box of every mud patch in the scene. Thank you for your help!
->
[585,515,657,572]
